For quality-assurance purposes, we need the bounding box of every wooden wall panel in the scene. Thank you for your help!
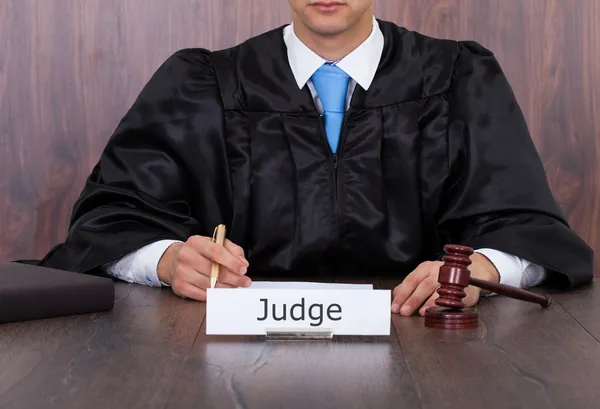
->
[1,0,599,275]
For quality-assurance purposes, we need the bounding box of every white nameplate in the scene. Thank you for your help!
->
[206,287,391,336]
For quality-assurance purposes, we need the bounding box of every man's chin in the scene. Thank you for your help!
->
[306,20,351,36]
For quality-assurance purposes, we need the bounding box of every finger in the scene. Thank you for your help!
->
[193,237,249,276]
[224,239,248,265]
[209,267,253,288]
[463,286,481,307]
[193,264,251,288]
[391,263,434,313]
[185,235,249,274]
[175,264,235,289]
[419,291,439,317]
[171,279,208,301]
[398,277,439,316]
[176,245,251,287]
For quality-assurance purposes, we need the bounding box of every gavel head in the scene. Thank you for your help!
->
[434,245,474,309]
[424,244,479,329]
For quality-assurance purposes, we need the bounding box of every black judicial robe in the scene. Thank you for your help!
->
[38,20,594,289]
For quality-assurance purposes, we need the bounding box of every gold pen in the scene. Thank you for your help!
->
[210,224,227,288]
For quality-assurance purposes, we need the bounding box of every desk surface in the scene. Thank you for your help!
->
[1,280,599,409]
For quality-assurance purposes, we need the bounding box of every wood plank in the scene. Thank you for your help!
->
[393,290,600,409]
[550,281,600,341]
[3,279,599,409]
[166,293,421,409]
[0,284,203,409]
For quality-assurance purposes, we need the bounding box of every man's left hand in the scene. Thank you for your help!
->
[391,253,500,317]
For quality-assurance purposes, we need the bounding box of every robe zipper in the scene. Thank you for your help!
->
[319,114,348,242]
[333,154,338,229]
[334,117,348,241]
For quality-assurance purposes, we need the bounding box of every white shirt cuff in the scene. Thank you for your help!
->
[474,248,547,290]
[104,239,182,287]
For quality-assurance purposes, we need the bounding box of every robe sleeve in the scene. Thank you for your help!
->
[436,41,594,290]
[38,49,230,275]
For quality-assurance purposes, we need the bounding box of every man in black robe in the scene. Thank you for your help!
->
[37,0,594,316]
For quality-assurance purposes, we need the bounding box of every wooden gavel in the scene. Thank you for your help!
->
[424,244,552,329]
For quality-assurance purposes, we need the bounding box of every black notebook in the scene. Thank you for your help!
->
[0,262,115,324]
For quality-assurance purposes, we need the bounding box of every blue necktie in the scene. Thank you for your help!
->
[310,63,350,154]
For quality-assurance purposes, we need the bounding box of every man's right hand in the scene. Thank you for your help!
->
[156,235,251,301]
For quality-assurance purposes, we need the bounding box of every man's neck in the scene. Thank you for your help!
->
[292,14,374,62]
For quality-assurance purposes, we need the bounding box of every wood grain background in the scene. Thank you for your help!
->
[1,0,599,275]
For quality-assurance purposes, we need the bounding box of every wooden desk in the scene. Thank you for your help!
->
[1,281,599,409]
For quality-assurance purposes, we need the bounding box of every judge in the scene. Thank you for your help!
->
[37,0,593,316]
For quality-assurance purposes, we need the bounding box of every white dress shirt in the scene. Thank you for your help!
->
[105,17,547,290]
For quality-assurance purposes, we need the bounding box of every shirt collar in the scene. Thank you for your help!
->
[283,16,384,90]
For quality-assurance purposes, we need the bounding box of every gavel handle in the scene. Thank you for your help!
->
[469,277,552,308]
